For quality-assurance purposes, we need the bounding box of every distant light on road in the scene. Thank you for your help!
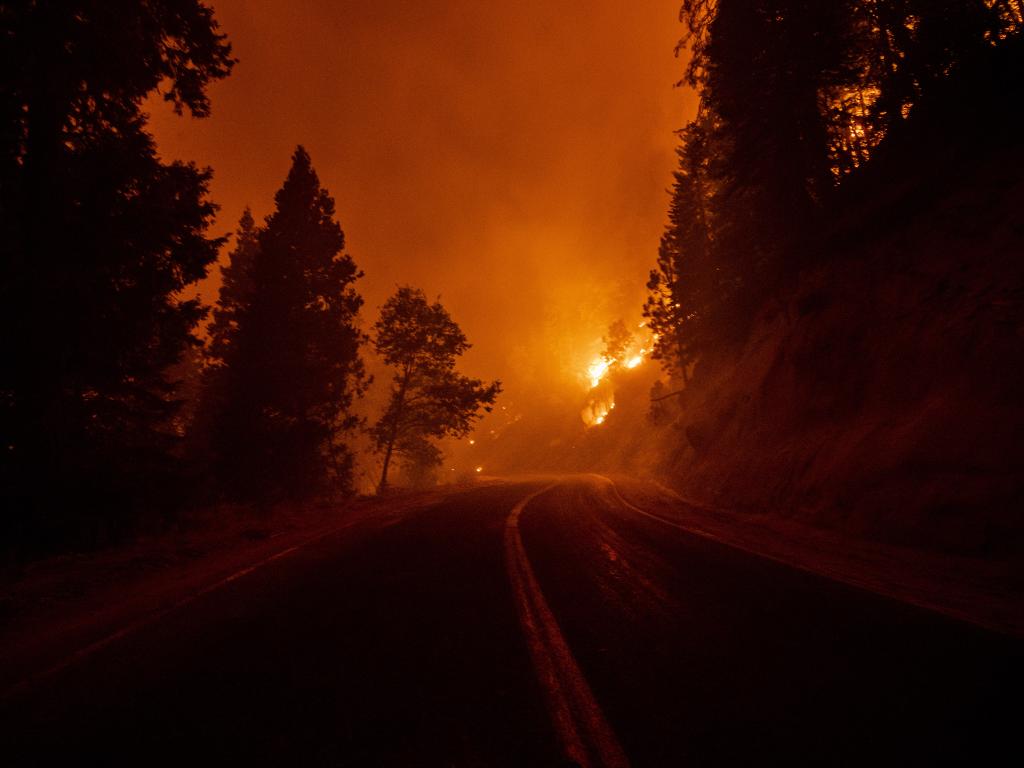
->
[475,466,483,473]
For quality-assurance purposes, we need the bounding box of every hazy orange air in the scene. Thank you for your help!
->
[149,0,696,400]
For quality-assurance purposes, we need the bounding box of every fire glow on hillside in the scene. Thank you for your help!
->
[580,323,654,427]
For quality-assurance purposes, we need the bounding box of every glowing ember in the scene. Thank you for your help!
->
[582,397,614,427]
[475,466,483,473]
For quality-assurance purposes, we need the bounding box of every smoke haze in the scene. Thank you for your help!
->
[149,0,695,402]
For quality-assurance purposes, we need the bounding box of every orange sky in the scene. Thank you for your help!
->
[149,0,696,398]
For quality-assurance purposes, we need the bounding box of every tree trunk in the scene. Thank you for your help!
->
[377,366,411,494]
[378,439,396,494]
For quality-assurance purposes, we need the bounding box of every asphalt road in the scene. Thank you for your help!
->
[2,476,1021,766]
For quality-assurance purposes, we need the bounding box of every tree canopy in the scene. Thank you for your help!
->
[205,147,367,502]
[372,286,501,492]
[647,0,1023,380]
[0,0,234,548]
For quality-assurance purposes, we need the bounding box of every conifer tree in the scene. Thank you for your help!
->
[0,1,234,546]
[210,147,366,501]
[209,208,260,366]
[188,209,260,476]
[645,119,715,378]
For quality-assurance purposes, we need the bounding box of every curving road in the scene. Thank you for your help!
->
[3,476,1021,766]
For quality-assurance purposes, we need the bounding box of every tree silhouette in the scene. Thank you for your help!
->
[209,208,260,366]
[187,208,260,483]
[602,320,635,366]
[372,287,501,493]
[645,119,716,379]
[209,147,366,502]
[0,1,234,547]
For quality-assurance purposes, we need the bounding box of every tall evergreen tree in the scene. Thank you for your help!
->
[645,119,717,377]
[0,1,234,547]
[187,208,260,477]
[211,147,366,502]
[208,207,260,366]
[372,287,500,493]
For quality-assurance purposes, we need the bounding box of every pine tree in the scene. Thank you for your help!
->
[645,118,722,378]
[209,208,260,366]
[188,209,260,479]
[372,287,501,493]
[0,1,234,547]
[211,147,366,502]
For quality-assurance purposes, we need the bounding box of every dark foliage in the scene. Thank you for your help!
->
[649,0,1023,375]
[204,147,366,503]
[644,120,715,380]
[601,320,636,367]
[372,287,500,492]
[209,207,261,365]
[185,208,259,492]
[0,1,234,554]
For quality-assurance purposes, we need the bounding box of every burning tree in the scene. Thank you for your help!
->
[372,287,501,492]
[602,320,636,368]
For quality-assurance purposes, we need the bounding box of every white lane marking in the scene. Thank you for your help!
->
[593,474,1024,637]
[505,485,631,768]
[593,473,843,567]
[593,474,731,540]
[2,531,343,700]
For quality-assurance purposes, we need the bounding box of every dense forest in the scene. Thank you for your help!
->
[2,1,1023,559]
[647,0,1023,369]
[1,2,236,553]
[0,2,497,557]
[3,6,1021,764]
[642,0,1024,552]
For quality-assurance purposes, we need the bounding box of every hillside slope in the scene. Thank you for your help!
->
[664,139,1024,553]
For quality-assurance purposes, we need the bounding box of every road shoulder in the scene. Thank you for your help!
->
[0,484,489,695]
[606,474,1024,637]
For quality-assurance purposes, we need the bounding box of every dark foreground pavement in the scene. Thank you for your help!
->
[2,476,1020,766]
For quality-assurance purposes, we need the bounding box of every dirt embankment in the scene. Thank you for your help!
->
[663,146,1024,555]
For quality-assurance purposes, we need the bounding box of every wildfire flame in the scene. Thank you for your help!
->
[582,397,614,427]
[580,324,654,427]
[583,346,650,390]
[587,358,611,389]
